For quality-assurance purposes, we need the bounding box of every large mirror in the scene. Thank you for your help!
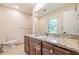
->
[34,3,79,36]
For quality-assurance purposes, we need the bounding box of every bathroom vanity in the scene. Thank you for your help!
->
[24,34,79,55]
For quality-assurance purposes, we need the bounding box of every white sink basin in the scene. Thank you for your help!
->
[36,35,58,43]
[36,36,47,38]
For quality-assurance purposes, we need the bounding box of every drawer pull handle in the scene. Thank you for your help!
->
[50,49,53,53]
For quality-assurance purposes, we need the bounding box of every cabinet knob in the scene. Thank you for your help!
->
[50,49,53,53]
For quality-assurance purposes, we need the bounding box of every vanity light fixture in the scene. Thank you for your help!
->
[35,13,38,16]
[15,6,19,9]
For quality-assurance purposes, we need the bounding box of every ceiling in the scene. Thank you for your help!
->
[1,3,36,15]
[0,3,68,16]
[35,3,68,17]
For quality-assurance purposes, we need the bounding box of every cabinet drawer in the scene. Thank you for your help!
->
[42,48,53,55]
[54,47,71,55]
[53,46,71,55]
[42,42,54,54]
[42,42,72,55]
[42,48,54,55]
[71,51,79,55]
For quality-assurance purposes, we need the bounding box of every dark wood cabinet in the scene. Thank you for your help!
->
[24,36,29,54]
[53,46,72,55]
[24,36,41,55]
[42,42,54,55]
[24,36,79,55]
[42,48,54,55]
[42,42,72,55]
[29,38,41,55]
[29,40,36,55]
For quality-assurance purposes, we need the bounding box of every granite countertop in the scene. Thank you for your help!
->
[25,34,79,53]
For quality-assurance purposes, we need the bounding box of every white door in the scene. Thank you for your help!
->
[63,10,77,35]
[76,13,79,35]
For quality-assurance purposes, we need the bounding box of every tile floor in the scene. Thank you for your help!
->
[0,44,26,55]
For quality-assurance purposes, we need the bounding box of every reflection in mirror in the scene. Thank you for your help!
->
[48,18,57,33]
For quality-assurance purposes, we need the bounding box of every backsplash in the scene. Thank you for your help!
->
[47,33,79,39]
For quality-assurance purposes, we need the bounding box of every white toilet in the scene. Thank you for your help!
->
[7,40,17,49]
[0,34,18,51]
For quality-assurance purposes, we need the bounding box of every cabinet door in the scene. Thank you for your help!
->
[24,36,29,54]
[33,43,41,55]
[42,42,54,55]
[53,47,71,55]
[29,41,36,55]
[42,48,53,55]
[29,38,41,55]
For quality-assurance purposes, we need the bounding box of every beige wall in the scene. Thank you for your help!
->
[36,3,76,34]
[0,6,32,43]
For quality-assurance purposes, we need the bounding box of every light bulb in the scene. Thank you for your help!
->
[15,6,18,9]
